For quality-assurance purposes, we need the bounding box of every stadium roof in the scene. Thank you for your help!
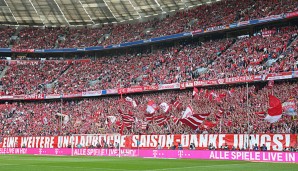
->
[0,0,218,26]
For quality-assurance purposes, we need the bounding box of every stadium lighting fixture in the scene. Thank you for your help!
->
[3,0,18,25]
[78,0,95,24]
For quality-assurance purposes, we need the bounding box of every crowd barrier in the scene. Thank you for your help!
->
[0,148,297,163]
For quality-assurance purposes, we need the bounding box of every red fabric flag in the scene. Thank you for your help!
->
[255,111,266,119]
[203,120,218,129]
[268,95,282,116]
[193,87,199,97]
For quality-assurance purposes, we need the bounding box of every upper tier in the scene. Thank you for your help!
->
[0,0,297,53]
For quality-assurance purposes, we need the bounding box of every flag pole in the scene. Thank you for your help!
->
[246,82,250,132]
[219,117,222,133]
[246,82,251,150]
[60,95,63,133]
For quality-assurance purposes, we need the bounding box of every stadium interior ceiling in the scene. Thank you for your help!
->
[0,0,218,26]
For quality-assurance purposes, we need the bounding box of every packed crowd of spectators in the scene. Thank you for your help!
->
[0,25,296,95]
[201,26,298,79]
[0,80,297,137]
[58,27,112,48]
[0,27,15,48]
[240,0,298,21]
[13,27,65,49]
[0,0,296,49]
[1,61,69,95]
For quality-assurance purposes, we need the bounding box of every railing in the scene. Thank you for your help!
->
[0,71,296,101]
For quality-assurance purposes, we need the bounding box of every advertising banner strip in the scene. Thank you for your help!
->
[0,134,296,152]
[0,148,297,163]
[0,71,295,100]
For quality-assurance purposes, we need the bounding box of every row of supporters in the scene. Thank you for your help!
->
[0,80,298,137]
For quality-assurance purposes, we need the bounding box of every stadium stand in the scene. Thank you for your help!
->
[0,81,297,136]
[1,25,297,95]
[0,0,296,49]
[0,0,297,140]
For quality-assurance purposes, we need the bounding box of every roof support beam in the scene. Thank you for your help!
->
[53,0,70,25]
[78,0,95,24]
[102,0,117,22]
[3,0,18,25]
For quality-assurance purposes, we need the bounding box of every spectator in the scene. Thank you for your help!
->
[253,143,259,151]
[261,144,267,151]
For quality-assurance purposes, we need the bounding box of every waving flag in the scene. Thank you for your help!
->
[193,87,199,98]
[125,97,137,108]
[228,88,235,96]
[265,95,282,123]
[144,113,153,121]
[153,115,169,126]
[182,105,194,118]
[159,102,170,113]
[179,114,205,130]
[63,115,69,124]
[107,116,116,123]
[141,121,148,130]
[173,100,182,110]
[203,120,218,129]
[121,114,135,124]
[215,109,224,120]
[282,99,297,116]
[255,111,266,119]
[146,100,157,114]
[42,115,48,125]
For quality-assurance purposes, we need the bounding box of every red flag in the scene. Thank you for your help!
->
[173,100,182,110]
[203,120,218,129]
[144,113,153,121]
[193,87,199,98]
[255,111,266,119]
[265,95,282,123]
[146,100,157,114]
[268,95,282,116]
[228,88,235,96]
[153,115,168,126]
[179,113,209,130]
